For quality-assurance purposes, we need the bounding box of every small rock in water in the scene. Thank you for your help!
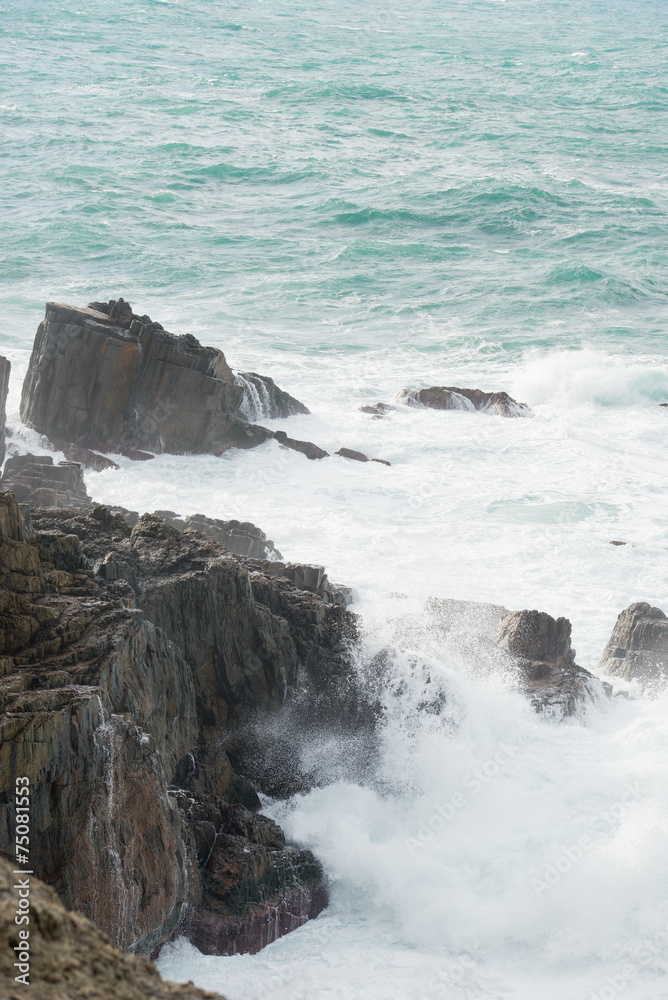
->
[398,385,533,418]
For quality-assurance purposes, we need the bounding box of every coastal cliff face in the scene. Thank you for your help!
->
[19,300,307,458]
[0,490,354,955]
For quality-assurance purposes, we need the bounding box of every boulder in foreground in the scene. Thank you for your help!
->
[0,855,225,1000]
[599,601,668,686]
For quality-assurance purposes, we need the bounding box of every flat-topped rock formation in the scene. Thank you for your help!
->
[0,856,226,1000]
[20,299,306,459]
[398,386,533,417]
[1,453,91,509]
[0,355,9,467]
[0,491,362,957]
[599,601,668,687]
[153,509,283,561]
[19,299,391,466]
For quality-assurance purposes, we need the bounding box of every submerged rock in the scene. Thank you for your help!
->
[0,355,9,468]
[398,386,533,417]
[599,601,668,687]
[0,856,225,1000]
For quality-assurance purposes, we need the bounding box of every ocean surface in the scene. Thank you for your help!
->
[3,1,668,997]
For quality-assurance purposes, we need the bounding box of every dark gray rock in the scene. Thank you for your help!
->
[19,300,305,458]
[234,372,309,421]
[1,453,91,508]
[359,402,396,418]
[496,608,607,714]
[599,602,668,686]
[0,356,9,468]
[398,386,533,417]
[2,494,350,958]
[153,510,283,561]
[420,598,609,715]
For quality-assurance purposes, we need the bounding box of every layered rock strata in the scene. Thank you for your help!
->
[422,598,609,715]
[0,856,226,1000]
[0,491,358,956]
[153,510,283,562]
[1,454,91,509]
[599,601,668,686]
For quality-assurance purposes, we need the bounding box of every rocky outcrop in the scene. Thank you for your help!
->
[0,355,9,467]
[398,386,532,417]
[234,372,309,421]
[19,299,391,466]
[335,447,391,467]
[0,491,354,956]
[0,855,225,1000]
[153,510,283,561]
[599,602,668,686]
[19,300,304,458]
[0,454,91,509]
[496,608,608,714]
[423,598,608,715]
[359,402,395,418]
[245,559,353,607]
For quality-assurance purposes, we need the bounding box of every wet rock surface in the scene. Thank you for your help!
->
[0,491,362,956]
[0,855,226,1000]
[423,598,609,715]
[19,300,304,458]
[599,601,668,686]
[398,386,533,417]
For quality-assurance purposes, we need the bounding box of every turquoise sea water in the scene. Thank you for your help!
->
[3,0,668,361]
[4,3,668,999]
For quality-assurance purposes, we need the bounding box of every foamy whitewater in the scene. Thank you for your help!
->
[3,0,668,997]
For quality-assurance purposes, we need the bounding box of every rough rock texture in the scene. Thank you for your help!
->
[0,855,225,1000]
[496,608,608,714]
[335,447,392,467]
[0,492,354,956]
[422,598,608,715]
[599,602,668,686]
[398,386,533,417]
[0,355,9,467]
[19,300,303,457]
[0,454,91,509]
[153,510,283,562]
[234,372,309,421]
